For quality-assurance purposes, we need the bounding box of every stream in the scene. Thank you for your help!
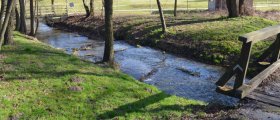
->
[36,22,238,106]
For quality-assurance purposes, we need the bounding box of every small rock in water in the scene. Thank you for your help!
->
[68,86,83,92]
[177,67,201,77]
[136,45,142,48]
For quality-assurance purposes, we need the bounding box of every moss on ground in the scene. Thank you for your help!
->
[0,32,209,119]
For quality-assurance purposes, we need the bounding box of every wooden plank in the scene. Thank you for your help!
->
[239,24,280,43]
[238,60,280,98]
[271,34,280,62]
[217,60,280,99]
[234,42,253,89]
[215,67,236,86]
[247,92,280,107]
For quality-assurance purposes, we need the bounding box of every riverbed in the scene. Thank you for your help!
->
[36,22,238,106]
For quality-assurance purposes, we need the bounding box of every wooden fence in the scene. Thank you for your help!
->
[216,24,280,99]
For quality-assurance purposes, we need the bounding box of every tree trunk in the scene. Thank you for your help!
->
[0,0,15,50]
[226,0,254,17]
[83,0,90,17]
[103,0,114,64]
[90,0,94,17]
[174,0,177,17]
[4,2,15,45]
[239,0,254,16]
[156,0,167,33]
[34,0,39,35]
[15,7,20,31]
[0,0,6,30]
[19,0,27,34]
[29,0,35,36]
[51,0,55,14]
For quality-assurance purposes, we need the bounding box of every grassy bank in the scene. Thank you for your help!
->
[49,12,279,67]
[0,33,213,119]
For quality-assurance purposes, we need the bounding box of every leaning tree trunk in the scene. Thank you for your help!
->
[90,0,94,17]
[19,0,27,34]
[156,0,167,33]
[103,0,114,64]
[226,0,253,17]
[174,0,177,17]
[82,0,90,17]
[0,0,15,50]
[4,2,16,45]
[30,0,35,36]
[0,0,6,30]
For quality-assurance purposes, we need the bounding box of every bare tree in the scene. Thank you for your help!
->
[19,0,27,34]
[0,0,6,30]
[174,0,177,17]
[83,0,90,17]
[0,0,16,50]
[90,0,94,17]
[4,1,16,45]
[30,0,35,36]
[103,0,114,64]
[156,0,167,33]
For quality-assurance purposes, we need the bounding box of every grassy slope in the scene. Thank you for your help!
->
[116,15,278,66]
[0,33,207,119]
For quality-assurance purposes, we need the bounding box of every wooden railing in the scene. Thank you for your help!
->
[216,24,280,99]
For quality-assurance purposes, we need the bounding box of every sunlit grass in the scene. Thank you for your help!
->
[0,32,206,119]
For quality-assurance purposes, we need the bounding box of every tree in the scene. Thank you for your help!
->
[83,0,90,17]
[0,0,6,30]
[226,0,253,17]
[83,0,95,17]
[90,0,94,17]
[30,0,35,36]
[4,0,16,45]
[0,0,16,50]
[103,0,114,64]
[19,0,27,34]
[156,0,167,33]
[15,6,20,31]
[51,0,55,14]
[174,0,177,17]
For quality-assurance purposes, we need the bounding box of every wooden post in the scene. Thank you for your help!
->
[271,34,280,62]
[156,0,167,33]
[234,41,253,89]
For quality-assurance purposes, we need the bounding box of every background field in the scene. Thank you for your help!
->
[35,0,280,15]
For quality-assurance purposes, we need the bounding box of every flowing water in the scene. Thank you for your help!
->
[36,22,239,106]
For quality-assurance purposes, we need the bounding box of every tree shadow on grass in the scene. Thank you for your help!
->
[96,92,211,119]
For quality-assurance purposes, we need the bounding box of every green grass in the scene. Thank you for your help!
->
[0,32,207,119]
[113,14,278,65]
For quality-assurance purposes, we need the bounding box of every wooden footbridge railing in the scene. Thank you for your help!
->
[216,24,280,99]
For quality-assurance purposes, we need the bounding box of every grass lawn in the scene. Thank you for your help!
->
[114,14,278,67]
[0,32,209,119]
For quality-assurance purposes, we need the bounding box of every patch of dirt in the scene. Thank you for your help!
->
[68,86,83,92]
[70,76,84,83]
